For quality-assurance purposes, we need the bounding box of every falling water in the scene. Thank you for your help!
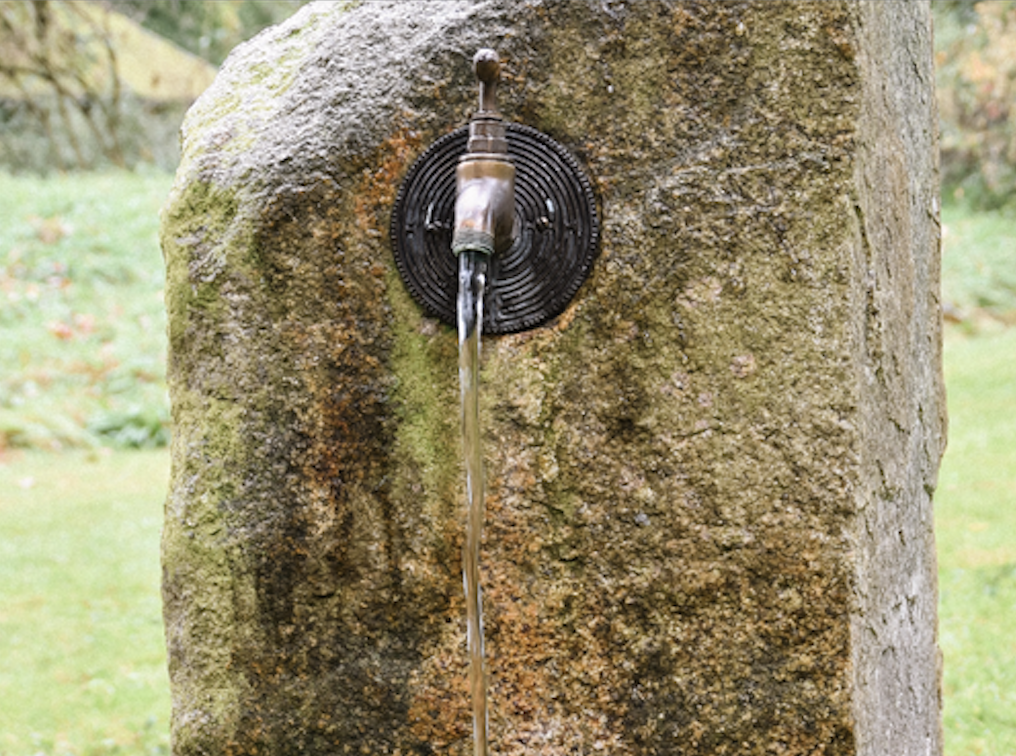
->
[458,249,489,756]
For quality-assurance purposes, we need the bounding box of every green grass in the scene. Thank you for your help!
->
[942,201,1016,328]
[0,449,170,756]
[937,326,1016,756]
[936,202,1016,756]
[0,170,173,450]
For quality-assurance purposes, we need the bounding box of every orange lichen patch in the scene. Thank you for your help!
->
[549,299,580,333]
[481,459,627,752]
[354,125,424,236]
[825,22,857,61]
[485,585,625,752]
[407,650,471,747]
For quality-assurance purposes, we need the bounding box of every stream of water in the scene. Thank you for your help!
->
[458,250,490,756]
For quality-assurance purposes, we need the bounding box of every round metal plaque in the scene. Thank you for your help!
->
[391,123,599,334]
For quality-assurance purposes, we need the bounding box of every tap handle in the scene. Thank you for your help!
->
[474,48,500,114]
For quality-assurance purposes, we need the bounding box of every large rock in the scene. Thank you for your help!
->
[160,2,944,754]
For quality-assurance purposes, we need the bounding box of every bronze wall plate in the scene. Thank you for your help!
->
[391,123,599,334]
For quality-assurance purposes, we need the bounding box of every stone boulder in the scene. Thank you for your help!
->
[161,2,944,754]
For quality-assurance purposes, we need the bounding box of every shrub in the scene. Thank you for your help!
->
[935,1,1016,208]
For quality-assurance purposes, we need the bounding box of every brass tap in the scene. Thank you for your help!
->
[451,49,516,257]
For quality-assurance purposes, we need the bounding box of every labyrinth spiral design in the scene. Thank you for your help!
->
[391,123,599,334]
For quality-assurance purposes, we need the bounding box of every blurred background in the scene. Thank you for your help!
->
[0,1,1014,754]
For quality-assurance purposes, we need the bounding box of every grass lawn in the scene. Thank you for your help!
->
[0,449,170,755]
[1,170,173,755]
[941,201,1016,326]
[937,326,1016,756]
[0,171,172,451]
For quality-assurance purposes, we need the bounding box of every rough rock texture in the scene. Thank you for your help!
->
[160,2,944,754]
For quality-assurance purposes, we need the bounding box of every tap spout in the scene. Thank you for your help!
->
[452,158,515,257]
[452,49,516,257]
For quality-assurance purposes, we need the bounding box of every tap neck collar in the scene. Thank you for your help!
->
[467,115,509,155]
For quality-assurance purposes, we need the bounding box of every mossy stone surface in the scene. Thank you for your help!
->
[161,2,943,754]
